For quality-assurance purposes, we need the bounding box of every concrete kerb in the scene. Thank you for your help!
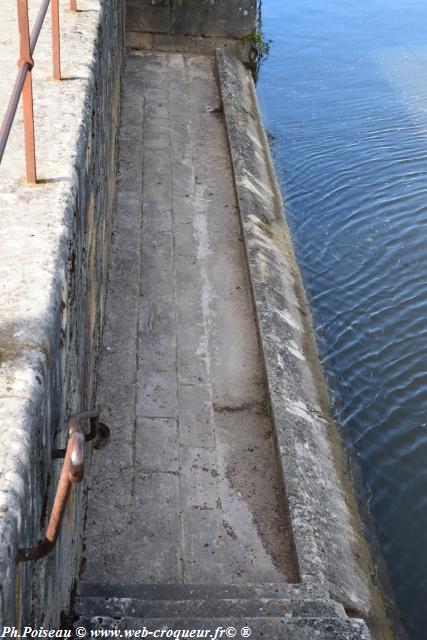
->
[215,49,392,640]
[0,0,124,627]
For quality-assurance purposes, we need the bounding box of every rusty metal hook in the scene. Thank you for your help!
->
[16,411,110,562]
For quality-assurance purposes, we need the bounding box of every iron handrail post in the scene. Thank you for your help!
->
[0,0,64,183]
[17,0,36,184]
[29,0,61,81]
[51,0,61,80]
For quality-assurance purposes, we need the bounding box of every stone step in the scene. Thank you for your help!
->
[74,616,371,639]
[75,596,345,620]
[77,582,328,602]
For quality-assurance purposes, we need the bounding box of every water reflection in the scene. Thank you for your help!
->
[257,1,427,638]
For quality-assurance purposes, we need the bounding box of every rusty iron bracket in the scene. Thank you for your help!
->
[16,411,111,563]
[52,410,110,458]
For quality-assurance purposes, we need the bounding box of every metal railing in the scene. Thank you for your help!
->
[0,0,78,184]
[16,411,110,562]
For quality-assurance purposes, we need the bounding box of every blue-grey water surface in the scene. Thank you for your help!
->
[257,1,427,638]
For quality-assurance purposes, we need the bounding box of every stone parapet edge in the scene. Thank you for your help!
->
[0,0,124,628]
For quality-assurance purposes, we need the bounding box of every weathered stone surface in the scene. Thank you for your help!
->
[126,0,257,61]
[126,0,256,37]
[127,0,171,34]
[172,0,257,37]
[76,615,371,639]
[77,582,329,600]
[75,595,346,619]
[128,32,253,60]
[0,0,124,628]
[75,580,369,638]
[216,49,391,639]
[81,51,297,591]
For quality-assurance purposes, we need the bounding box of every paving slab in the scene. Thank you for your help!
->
[81,51,296,587]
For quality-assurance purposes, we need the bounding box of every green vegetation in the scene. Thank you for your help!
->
[241,1,271,80]
[241,29,271,59]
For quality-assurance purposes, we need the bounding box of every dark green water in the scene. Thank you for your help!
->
[257,1,427,638]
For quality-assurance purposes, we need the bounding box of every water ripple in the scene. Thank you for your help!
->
[259,1,427,637]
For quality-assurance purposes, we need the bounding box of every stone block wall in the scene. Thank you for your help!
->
[0,0,124,628]
[127,0,257,59]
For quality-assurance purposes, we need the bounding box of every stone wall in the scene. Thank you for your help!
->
[0,0,124,628]
[127,0,257,60]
